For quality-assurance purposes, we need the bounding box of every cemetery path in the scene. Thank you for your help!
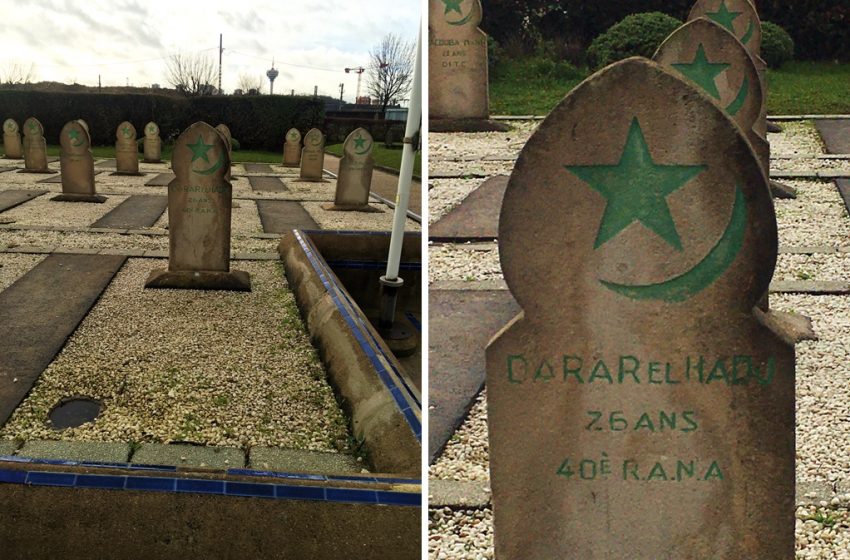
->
[815,119,850,154]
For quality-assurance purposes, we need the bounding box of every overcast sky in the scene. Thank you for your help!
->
[0,0,420,102]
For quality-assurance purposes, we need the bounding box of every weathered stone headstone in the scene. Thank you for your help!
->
[688,0,762,57]
[145,122,250,291]
[215,124,233,179]
[115,121,140,175]
[486,58,794,558]
[143,121,162,163]
[21,117,50,173]
[53,120,105,203]
[282,128,301,167]
[323,127,379,212]
[299,128,325,182]
[3,119,23,159]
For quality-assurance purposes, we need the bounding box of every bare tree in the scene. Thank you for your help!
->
[366,33,415,113]
[237,73,265,94]
[164,52,217,95]
[1,63,36,85]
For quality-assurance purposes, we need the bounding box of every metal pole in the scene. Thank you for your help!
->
[378,25,421,329]
[218,33,223,94]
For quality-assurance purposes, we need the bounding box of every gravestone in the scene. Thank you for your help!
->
[21,117,50,173]
[430,0,491,129]
[215,124,233,181]
[143,121,162,163]
[145,121,250,291]
[299,128,325,182]
[323,127,379,212]
[53,120,105,203]
[3,119,23,159]
[486,58,794,558]
[282,128,301,167]
[115,121,140,175]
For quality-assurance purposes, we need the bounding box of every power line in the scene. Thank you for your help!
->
[22,47,218,69]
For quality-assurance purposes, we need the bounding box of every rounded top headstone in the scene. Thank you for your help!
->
[145,122,160,137]
[117,121,137,140]
[499,57,775,320]
[343,127,374,158]
[172,121,231,184]
[431,0,482,29]
[215,124,232,140]
[4,119,18,134]
[23,117,43,137]
[688,0,762,57]
[77,119,89,134]
[286,128,301,144]
[654,18,764,134]
[60,120,91,154]
[304,128,323,147]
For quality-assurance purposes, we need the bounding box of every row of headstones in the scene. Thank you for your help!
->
[485,1,798,558]
[5,117,378,211]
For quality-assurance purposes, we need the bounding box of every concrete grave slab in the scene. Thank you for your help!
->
[0,439,19,456]
[487,58,794,558]
[37,170,104,184]
[249,447,361,474]
[94,159,116,168]
[248,176,288,193]
[131,443,244,469]
[0,253,127,425]
[145,173,176,186]
[90,195,168,229]
[429,289,518,462]
[243,163,273,174]
[18,440,130,463]
[0,190,48,213]
[835,179,850,216]
[256,200,319,233]
[430,175,507,240]
[815,120,850,154]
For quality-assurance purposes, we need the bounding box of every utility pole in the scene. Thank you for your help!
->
[98,75,101,89]
[339,82,344,102]
[313,85,318,97]
[218,33,223,94]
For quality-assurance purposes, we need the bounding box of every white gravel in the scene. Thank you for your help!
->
[776,254,850,282]
[429,390,489,482]
[0,254,45,290]
[1,194,128,227]
[0,259,351,451]
[301,201,421,231]
[429,244,501,284]
[776,181,850,247]
[769,121,827,157]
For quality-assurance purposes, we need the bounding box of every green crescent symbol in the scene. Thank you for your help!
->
[726,76,749,117]
[444,0,473,26]
[355,140,372,155]
[68,128,84,147]
[308,134,322,146]
[741,21,755,45]
[193,153,225,176]
[600,185,747,302]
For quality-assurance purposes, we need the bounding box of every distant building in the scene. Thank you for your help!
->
[385,108,408,122]
[234,88,244,96]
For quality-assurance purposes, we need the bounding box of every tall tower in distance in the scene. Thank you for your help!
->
[266,59,279,95]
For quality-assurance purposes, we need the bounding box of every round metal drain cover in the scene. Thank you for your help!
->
[49,397,102,430]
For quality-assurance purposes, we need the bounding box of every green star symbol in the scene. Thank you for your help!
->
[187,135,213,163]
[565,118,707,251]
[442,0,462,15]
[68,128,80,141]
[707,1,742,34]
[353,134,367,149]
[672,44,730,100]
[28,122,37,132]
[122,126,132,138]
[148,125,156,134]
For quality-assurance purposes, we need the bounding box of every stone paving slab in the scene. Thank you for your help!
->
[256,200,319,233]
[0,439,19,456]
[131,443,245,468]
[90,195,168,229]
[249,447,362,474]
[835,179,850,217]
[37,170,105,184]
[428,289,519,463]
[94,159,116,168]
[17,440,131,463]
[248,176,288,193]
[0,167,17,174]
[243,163,274,174]
[815,119,850,154]
[144,173,175,186]
[0,253,127,425]
[430,176,508,241]
[0,190,48,213]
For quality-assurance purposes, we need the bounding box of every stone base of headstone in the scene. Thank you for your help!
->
[320,202,382,213]
[767,121,784,133]
[764,309,818,343]
[2,156,24,160]
[50,194,107,204]
[111,171,146,177]
[18,169,54,174]
[771,180,798,199]
[144,269,252,292]
[143,158,162,164]
[282,163,299,168]
[429,118,510,133]
[297,178,329,183]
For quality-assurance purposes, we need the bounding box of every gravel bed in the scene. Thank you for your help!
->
[769,121,826,157]
[301,201,421,231]
[430,161,516,178]
[773,158,850,173]
[429,389,488,481]
[0,230,277,254]
[776,181,850,247]
[429,121,539,164]
[428,179,482,224]
[152,199,263,237]
[428,504,850,559]
[0,194,128,227]
[776,253,850,282]
[0,259,351,451]
[429,244,501,284]
[0,253,45,290]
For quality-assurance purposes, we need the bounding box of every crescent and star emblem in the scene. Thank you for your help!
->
[187,135,224,175]
[353,133,372,155]
[671,43,748,116]
[441,0,473,26]
[565,118,745,302]
[68,128,84,147]
[707,1,754,45]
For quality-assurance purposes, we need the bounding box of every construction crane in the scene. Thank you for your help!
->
[344,66,366,101]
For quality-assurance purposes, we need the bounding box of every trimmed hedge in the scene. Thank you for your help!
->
[588,12,682,70]
[761,22,795,68]
[0,90,324,151]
